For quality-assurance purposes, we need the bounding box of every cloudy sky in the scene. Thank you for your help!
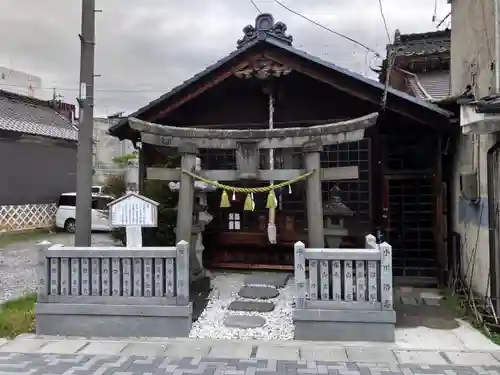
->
[0,0,450,117]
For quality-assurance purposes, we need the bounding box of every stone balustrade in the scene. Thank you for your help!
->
[293,234,396,342]
[34,240,192,338]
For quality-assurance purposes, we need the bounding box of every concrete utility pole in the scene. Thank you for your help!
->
[75,0,96,246]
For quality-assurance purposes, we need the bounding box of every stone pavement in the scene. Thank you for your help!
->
[1,351,500,375]
[2,335,500,374]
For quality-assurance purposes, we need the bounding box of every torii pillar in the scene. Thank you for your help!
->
[303,140,325,248]
[176,142,203,278]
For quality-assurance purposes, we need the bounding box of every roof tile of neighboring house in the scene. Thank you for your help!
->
[395,29,451,57]
[386,29,451,102]
[474,95,500,114]
[405,71,451,101]
[0,90,77,141]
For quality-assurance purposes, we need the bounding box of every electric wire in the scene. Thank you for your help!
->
[377,0,391,42]
[436,12,451,29]
[2,1,385,95]
[270,0,381,57]
[0,82,174,94]
[248,0,262,14]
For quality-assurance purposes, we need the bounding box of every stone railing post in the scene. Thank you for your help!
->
[36,240,51,300]
[379,241,393,310]
[294,241,306,309]
[365,234,377,249]
[302,140,324,248]
[176,142,202,276]
[176,240,190,305]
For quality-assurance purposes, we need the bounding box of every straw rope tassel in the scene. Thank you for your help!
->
[244,193,254,211]
[220,191,230,208]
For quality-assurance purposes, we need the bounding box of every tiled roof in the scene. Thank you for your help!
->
[0,90,77,141]
[474,95,500,114]
[406,71,451,101]
[110,39,452,137]
[393,29,450,58]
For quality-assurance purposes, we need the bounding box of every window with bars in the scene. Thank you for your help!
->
[199,149,236,170]
[320,139,371,224]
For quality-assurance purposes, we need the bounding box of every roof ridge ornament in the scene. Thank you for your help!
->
[237,13,293,49]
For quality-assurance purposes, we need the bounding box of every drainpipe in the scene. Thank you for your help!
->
[487,139,500,314]
[496,0,500,92]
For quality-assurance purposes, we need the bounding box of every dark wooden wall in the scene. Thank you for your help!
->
[0,133,77,205]
[162,72,376,128]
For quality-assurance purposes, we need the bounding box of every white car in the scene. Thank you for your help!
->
[55,192,114,233]
[91,185,105,194]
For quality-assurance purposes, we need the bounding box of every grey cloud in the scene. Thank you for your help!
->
[0,0,450,116]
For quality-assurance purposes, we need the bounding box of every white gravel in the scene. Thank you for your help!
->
[189,272,295,340]
[0,233,117,302]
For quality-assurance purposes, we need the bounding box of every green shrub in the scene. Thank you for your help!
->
[103,174,127,244]
[142,151,179,246]
[102,174,127,198]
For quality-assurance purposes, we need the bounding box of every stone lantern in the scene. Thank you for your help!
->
[168,157,215,275]
[323,185,354,248]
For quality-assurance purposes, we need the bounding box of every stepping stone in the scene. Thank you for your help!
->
[228,300,275,313]
[238,286,279,300]
[422,297,441,306]
[420,291,443,306]
[400,296,419,305]
[224,315,266,329]
[245,273,291,288]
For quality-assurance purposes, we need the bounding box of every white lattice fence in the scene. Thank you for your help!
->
[0,203,57,231]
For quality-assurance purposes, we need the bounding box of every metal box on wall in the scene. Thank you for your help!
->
[460,171,479,202]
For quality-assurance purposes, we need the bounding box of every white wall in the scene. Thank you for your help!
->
[450,0,498,296]
[0,67,42,98]
[92,118,138,188]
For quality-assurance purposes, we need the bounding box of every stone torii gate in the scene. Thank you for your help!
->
[129,112,378,276]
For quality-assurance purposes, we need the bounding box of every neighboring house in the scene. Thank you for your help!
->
[446,0,500,313]
[0,67,42,98]
[380,29,451,101]
[0,89,78,231]
[92,117,138,189]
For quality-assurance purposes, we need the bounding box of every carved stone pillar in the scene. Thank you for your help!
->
[175,142,202,277]
[303,140,325,248]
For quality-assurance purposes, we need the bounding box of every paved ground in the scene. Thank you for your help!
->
[0,232,117,302]
[1,351,500,375]
[3,335,500,365]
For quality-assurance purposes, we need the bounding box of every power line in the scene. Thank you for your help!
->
[271,0,381,57]
[436,11,451,29]
[248,0,262,14]
[0,82,174,93]
[377,0,391,43]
